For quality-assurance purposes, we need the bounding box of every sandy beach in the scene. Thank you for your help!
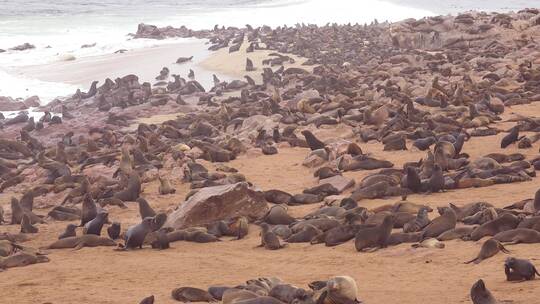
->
[1,5,540,304]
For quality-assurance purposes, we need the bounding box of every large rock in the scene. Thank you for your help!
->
[165,182,268,229]
[319,175,355,193]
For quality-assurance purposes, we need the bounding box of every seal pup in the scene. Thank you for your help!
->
[137,197,157,219]
[411,238,445,249]
[171,287,216,302]
[262,205,296,225]
[59,224,77,239]
[83,211,108,235]
[80,194,97,227]
[258,223,286,250]
[20,214,38,233]
[43,235,116,250]
[354,215,393,252]
[139,295,155,304]
[301,130,325,151]
[505,257,540,281]
[107,222,121,240]
[158,176,176,195]
[465,238,509,264]
[151,229,170,250]
[403,207,430,233]
[421,207,456,239]
[317,276,361,304]
[470,279,497,304]
[122,217,153,250]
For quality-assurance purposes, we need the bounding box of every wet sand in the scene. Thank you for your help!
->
[13,39,229,92]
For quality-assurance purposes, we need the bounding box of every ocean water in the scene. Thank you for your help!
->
[0,0,536,103]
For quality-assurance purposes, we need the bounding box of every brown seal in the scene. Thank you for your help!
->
[0,251,49,270]
[80,194,98,227]
[43,235,116,250]
[403,207,431,233]
[470,279,497,304]
[222,289,260,304]
[505,257,540,281]
[159,176,176,195]
[469,213,521,241]
[58,224,77,239]
[421,207,456,239]
[114,172,141,201]
[136,197,157,219]
[301,130,325,151]
[258,223,286,250]
[463,208,498,225]
[171,287,216,302]
[20,214,38,233]
[493,228,540,244]
[534,188,540,213]
[465,238,510,264]
[122,217,154,249]
[437,226,476,241]
[285,224,322,243]
[151,229,170,250]
[107,222,121,240]
[0,205,4,224]
[316,276,361,304]
[354,215,394,252]
[262,205,296,225]
[139,295,155,304]
[386,232,422,246]
[426,164,444,192]
[500,126,519,148]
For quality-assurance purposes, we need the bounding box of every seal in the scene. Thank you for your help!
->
[493,228,540,244]
[465,238,509,264]
[421,207,456,239]
[114,172,141,202]
[151,229,170,250]
[426,164,444,192]
[500,126,519,148]
[285,224,322,243]
[139,295,155,304]
[20,214,38,233]
[258,223,286,250]
[159,176,176,195]
[80,194,98,227]
[269,284,308,304]
[505,257,540,281]
[411,238,445,249]
[107,222,121,240]
[263,205,296,225]
[171,287,216,302]
[403,207,431,233]
[354,215,393,252]
[386,232,422,246]
[317,276,361,304]
[0,251,49,270]
[470,279,497,304]
[222,289,259,304]
[59,224,77,239]
[404,167,422,193]
[43,235,116,250]
[469,213,521,241]
[0,205,4,224]
[136,197,157,219]
[83,211,108,236]
[437,226,476,241]
[301,130,325,151]
[122,217,154,250]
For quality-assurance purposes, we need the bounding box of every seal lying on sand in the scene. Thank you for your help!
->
[171,287,216,302]
[43,235,116,250]
[465,238,509,264]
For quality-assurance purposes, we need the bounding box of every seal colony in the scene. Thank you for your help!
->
[1,8,540,304]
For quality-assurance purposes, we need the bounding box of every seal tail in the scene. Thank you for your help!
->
[534,266,540,277]
[499,244,511,254]
[464,257,477,264]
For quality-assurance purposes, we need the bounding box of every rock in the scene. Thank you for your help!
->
[302,154,326,168]
[23,96,40,108]
[9,43,35,51]
[165,182,268,229]
[0,97,27,111]
[319,175,355,193]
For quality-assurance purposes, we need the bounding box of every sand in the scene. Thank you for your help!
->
[199,41,311,84]
[13,40,230,93]
[0,101,539,304]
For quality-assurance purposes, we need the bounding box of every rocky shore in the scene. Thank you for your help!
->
[1,9,540,304]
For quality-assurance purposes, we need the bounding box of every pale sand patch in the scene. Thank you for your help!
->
[199,40,312,83]
[14,40,231,92]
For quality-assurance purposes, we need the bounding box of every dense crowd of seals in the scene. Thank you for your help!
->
[1,7,540,303]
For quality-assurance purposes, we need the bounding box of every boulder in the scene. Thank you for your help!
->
[319,175,355,193]
[165,182,268,229]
